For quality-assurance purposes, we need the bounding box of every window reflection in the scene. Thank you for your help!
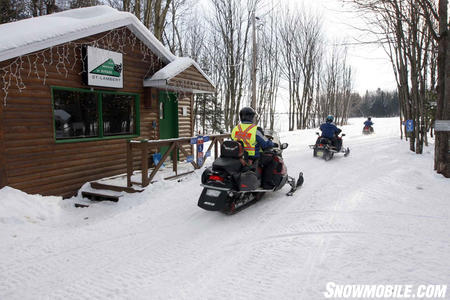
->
[102,94,135,136]
[53,90,98,139]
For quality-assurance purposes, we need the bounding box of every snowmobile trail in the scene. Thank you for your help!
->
[1,118,449,300]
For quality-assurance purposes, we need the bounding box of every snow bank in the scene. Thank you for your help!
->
[0,186,62,225]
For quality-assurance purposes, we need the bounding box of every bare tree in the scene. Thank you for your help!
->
[208,0,253,131]
[254,1,281,130]
[108,0,174,41]
[318,43,353,126]
[418,0,449,177]
[344,0,442,156]
[278,7,301,131]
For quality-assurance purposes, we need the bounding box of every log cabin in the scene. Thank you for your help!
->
[0,6,215,197]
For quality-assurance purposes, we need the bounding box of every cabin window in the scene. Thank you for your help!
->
[52,87,140,143]
[102,94,135,136]
[53,89,99,139]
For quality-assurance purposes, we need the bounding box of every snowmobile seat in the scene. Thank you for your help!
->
[212,157,243,174]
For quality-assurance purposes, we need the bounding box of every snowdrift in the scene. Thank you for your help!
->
[0,186,62,225]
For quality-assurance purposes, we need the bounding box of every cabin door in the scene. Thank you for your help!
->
[159,91,178,157]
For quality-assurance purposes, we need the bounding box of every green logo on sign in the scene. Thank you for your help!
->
[90,59,122,77]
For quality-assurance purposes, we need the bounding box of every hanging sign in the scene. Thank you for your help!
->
[84,46,123,88]
[434,120,450,132]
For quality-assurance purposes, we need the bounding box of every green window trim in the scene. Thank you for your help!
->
[51,86,140,144]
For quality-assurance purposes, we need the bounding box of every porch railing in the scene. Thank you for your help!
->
[126,134,230,187]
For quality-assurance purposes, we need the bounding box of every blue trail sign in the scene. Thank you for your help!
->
[406,120,414,132]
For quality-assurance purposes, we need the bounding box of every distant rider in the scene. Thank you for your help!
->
[319,115,342,150]
[231,107,274,165]
[364,117,374,132]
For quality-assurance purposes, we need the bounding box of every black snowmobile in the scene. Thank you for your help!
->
[309,132,350,161]
[198,130,304,214]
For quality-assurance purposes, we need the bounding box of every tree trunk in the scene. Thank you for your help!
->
[434,0,449,177]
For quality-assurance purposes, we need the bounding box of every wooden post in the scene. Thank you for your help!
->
[173,142,178,174]
[148,142,176,183]
[126,134,229,187]
[214,138,219,160]
[178,143,198,169]
[141,141,149,187]
[200,138,216,168]
[126,140,133,187]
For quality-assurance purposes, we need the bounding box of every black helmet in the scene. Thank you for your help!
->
[368,116,372,121]
[239,107,256,123]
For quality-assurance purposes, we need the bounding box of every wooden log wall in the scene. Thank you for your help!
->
[170,66,215,93]
[0,102,5,187]
[0,27,194,197]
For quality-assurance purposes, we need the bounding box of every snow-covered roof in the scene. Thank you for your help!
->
[0,6,215,93]
[144,57,215,92]
[149,57,195,81]
[0,5,175,63]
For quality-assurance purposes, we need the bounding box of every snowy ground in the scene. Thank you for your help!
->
[1,117,449,300]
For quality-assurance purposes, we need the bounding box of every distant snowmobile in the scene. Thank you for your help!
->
[309,132,350,161]
[198,130,304,214]
[362,125,374,135]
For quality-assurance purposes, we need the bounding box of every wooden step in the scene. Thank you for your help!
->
[90,182,144,193]
[81,191,120,202]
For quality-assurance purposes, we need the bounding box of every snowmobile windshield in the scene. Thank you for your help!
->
[263,129,281,145]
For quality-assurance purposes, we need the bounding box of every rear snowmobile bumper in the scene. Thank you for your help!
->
[198,186,230,211]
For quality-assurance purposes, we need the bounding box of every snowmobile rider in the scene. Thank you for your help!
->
[319,115,342,150]
[364,117,374,129]
[231,107,274,165]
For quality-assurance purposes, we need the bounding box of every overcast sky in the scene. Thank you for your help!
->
[306,0,397,94]
[277,0,398,95]
[272,0,398,119]
[197,0,397,95]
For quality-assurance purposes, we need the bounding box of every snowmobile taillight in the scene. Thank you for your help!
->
[209,175,224,182]
[319,144,324,147]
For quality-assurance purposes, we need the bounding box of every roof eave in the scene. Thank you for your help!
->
[143,79,215,94]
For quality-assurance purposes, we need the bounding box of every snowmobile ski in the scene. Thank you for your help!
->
[286,172,304,196]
